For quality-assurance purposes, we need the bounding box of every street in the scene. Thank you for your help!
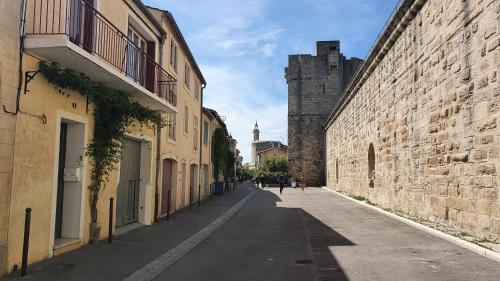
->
[5,183,500,281]
[157,184,500,281]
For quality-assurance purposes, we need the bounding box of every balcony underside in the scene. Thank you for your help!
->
[25,35,177,113]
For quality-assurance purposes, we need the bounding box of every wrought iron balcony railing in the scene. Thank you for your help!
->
[27,0,177,107]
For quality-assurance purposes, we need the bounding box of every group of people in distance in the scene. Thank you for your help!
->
[255,175,299,194]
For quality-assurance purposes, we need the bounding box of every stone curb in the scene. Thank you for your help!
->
[321,186,500,264]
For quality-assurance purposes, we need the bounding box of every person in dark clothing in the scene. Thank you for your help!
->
[278,175,285,194]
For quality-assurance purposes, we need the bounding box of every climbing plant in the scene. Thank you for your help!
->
[39,61,165,237]
[225,149,235,181]
[211,127,228,182]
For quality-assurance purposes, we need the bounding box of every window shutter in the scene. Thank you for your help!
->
[146,41,156,93]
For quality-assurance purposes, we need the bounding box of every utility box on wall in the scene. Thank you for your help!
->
[64,167,81,182]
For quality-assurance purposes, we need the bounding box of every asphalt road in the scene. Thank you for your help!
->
[4,183,500,281]
[156,184,500,281]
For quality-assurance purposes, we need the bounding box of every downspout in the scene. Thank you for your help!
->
[154,33,166,223]
[3,0,27,115]
[198,83,206,205]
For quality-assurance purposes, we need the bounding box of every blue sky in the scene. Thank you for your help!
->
[144,0,399,163]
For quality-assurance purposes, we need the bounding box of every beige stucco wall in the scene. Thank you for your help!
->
[153,10,203,214]
[6,54,157,272]
[0,0,21,275]
[3,0,165,274]
[326,0,500,242]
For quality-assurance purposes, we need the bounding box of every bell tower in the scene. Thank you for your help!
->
[253,121,260,142]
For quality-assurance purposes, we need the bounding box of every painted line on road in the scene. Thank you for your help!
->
[321,186,500,263]
[123,187,255,281]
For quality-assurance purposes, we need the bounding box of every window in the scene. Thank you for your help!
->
[193,116,199,151]
[167,113,176,140]
[170,39,177,71]
[203,121,209,143]
[127,27,147,84]
[184,105,189,134]
[194,80,200,100]
[184,63,191,89]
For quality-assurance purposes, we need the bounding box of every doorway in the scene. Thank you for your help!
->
[53,118,85,249]
[181,163,186,208]
[116,138,141,227]
[161,159,177,215]
[368,143,375,188]
[68,0,95,52]
[190,164,198,204]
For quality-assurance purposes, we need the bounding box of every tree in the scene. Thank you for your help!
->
[259,155,289,176]
[225,150,235,181]
[211,127,228,182]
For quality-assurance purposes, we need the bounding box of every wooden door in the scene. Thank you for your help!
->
[161,159,172,214]
[116,138,141,227]
[181,163,186,208]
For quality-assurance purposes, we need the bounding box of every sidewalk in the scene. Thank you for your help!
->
[2,184,251,281]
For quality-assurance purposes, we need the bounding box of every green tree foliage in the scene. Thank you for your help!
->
[225,150,235,181]
[259,155,289,175]
[211,127,228,181]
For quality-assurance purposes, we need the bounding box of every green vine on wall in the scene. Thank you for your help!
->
[211,127,228,182]
[38,61,165,229]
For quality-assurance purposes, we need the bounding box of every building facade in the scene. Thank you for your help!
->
[147,6,206,217]
[250,122,287,168]
[0,0,23,274]
[286,41,362,186]
[325,0,500,242]
[201,107,230,193]
[0,0,211,275]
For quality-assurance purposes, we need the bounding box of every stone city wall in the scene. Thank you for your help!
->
[325,0,500,242]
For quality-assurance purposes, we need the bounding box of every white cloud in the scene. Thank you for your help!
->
[201,64,287,163]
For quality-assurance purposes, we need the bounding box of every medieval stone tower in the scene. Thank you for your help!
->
[286,41,362,186]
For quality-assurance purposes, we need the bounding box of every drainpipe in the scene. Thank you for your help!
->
[154,34,166,223]
[3,0,27,116]
[198,83,206,205]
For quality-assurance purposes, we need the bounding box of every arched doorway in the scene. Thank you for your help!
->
[190,164,198,204]
[368,143,375,188]
[161,159,177,215]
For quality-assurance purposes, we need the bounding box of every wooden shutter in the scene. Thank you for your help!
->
[146,41,156,93]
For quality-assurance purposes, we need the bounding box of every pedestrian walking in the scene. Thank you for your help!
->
[278,175,285,194]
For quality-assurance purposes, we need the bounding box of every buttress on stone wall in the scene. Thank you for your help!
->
[325,0,500,242]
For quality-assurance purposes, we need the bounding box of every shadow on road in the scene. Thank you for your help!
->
[260,187,354,281]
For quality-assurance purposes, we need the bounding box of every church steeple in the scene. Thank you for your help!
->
[253,121,260,142]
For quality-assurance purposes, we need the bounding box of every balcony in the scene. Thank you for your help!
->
[24,0,177,112]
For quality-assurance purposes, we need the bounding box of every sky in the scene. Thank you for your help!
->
[144,0,400,163]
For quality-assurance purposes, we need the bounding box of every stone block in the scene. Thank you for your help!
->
[476,164,496,175]
[451,153,468,162]
[479,118,497,131]
[472,148,487,160]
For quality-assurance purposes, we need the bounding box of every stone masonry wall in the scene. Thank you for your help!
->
[326,0,500,242]
[287,41,360,186]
